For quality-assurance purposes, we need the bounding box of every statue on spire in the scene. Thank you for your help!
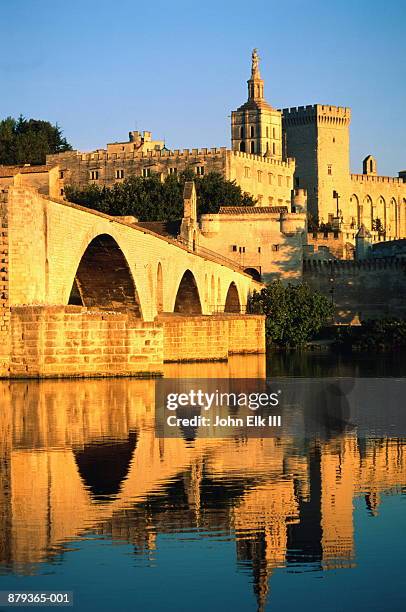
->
[251,48,260,76]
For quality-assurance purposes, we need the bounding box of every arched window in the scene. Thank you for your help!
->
[240,126,244,139]
[272,142,276,155]
[250,126,255,138]
[266,127,269,138]
[250,141,255,154]
[240,141,245,152]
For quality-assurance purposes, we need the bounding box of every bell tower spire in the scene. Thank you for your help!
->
[231,49,282,159]
[248,48,264,101]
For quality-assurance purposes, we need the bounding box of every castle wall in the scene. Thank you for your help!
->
[303,258,406,323]
[199,209,306,282]
[227,151,294,206]
[349,175,406,239]
[306,230,356,260]
[47,147,295,206]
[47,148,228,191]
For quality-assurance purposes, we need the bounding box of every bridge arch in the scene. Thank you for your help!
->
[173,269,202,314]
[224,282,241,313]
[68,233,142,315]
[244,267,261,282]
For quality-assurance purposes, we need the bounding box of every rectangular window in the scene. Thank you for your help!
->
[328,164,332,175]
[60,189,64,196]
[268,196,273,204]
[272,244,280,252]
[257,170,262,182]
[168,167,177,175]
[115,169,124,179]
[268,173,273,185]
[142,168,151,177]
[232,245,237,252]
[244,167,250,178]
[278,175,282,186]
[195,166,205,175]
[286,176,290,187]
[59,170,65,179]
[90,170,99,180]
[258,246,261,253]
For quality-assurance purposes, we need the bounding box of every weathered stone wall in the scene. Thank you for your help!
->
[46,147,295,206]
[0,193,10,377]
[160,314,265,362]
[303,258,406,323]
[349,175,406,239]
[6,308,265,377]
[227,315,265,354]
[199,209,305,282]
[9,306,163,378]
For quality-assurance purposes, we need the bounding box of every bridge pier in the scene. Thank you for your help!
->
[2,306,265,379]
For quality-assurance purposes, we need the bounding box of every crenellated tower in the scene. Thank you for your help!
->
[282,104,351,225]
[231,49,282,159]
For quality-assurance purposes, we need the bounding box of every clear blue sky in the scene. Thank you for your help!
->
[1,0,405,175]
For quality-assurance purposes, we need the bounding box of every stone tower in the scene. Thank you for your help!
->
[282,105,351,225]
[231,49,282,158]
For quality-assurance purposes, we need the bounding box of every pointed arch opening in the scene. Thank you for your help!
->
[68,234,141,315]
[174,270,202,314]
[224,282,241,313]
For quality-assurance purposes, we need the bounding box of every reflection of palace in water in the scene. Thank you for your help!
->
[0,374,405,611]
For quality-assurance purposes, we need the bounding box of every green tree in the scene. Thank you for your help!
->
[65,170,256,222]
[0,115,71,165]
[247,281,334,348]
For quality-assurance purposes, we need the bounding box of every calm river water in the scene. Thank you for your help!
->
[0,353,405,611]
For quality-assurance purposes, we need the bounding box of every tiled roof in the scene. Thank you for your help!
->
[218,206,288,214]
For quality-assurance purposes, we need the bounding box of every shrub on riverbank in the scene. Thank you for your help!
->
[247,281,334,348]
[334,318,406,351]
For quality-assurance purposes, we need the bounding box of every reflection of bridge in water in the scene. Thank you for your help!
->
[0,373,405,610]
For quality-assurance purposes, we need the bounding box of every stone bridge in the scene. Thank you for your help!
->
[0,186,265,377]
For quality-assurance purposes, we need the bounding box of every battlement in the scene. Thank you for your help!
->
[303,257,406,273]
[231,150,294,168]
[351,173,405,185]
[281,104,351,126]
[48,147,296,168]
[49,147,231,164]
